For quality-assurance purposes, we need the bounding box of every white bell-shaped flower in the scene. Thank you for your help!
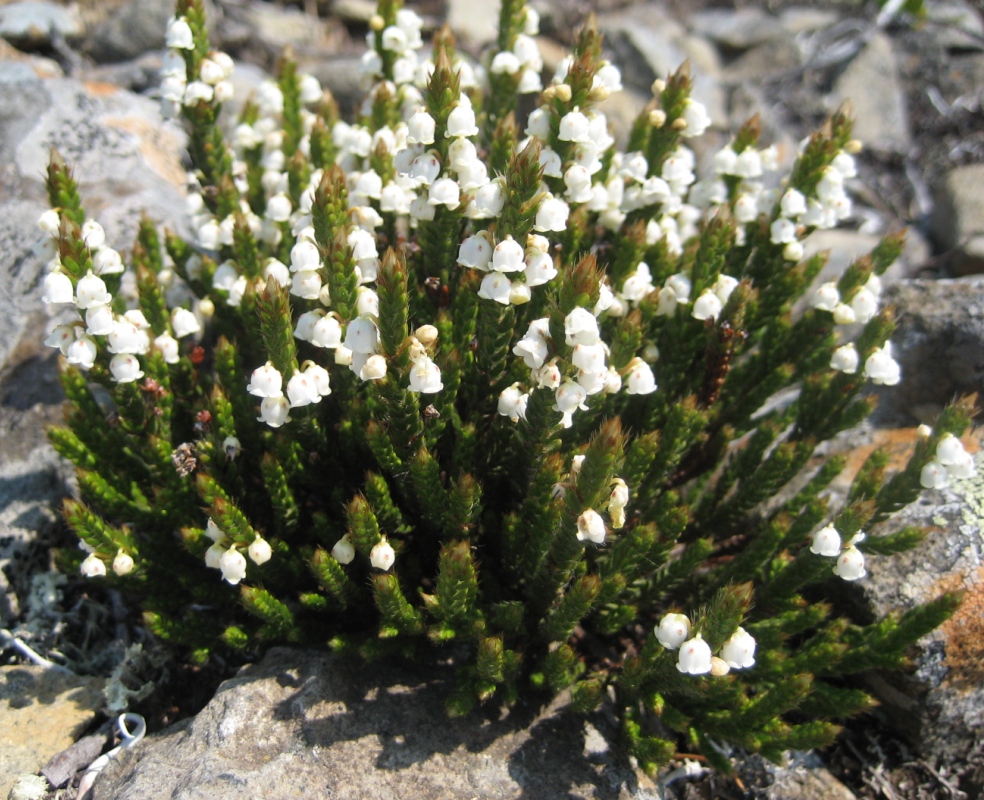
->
[407,109,436,145]
[446,97,478,138]
[534,196,569,232]
[554,378,588,428]
[370,538,396,570]
[830,343,859,374]
[45,324,76,355]
[492,236,525,273]
[478,272,512,305]
[576,509,606,544]
[832,546,866,581]
[112,550,135,576]
[625,358,657,395]
[564,307,599,346]
[677,634,712,675]
[810,524,842,557]
[656,613,691,650]
[525,106,551,139]
[850,287,878,324]
[258,396,291,427]
[458,234,493,270]
[863,342,901,386]
[720,627,756,669]
[76,271,112,309]
[247,362,283,398]
[558,107,591,143]
[265,193,292,222]
[428,177,460,209]
[344,317,379,354]
[359,354,388,381]
[497,382,529,422]
[291,240,321,272]
[67,336,97,369]
[166,16,194,49]
[304,363,331,397]
[286,371,321,407]
[919,460,949,490]
[248,536,273,565]
[171,308,201,338]
[408,355,443,393]
[109,354,144,383]
[472,179,506,218]
[524,251,557,287]
[42,272,74,305]
[93,247,124,275]
[152,332,180,365]
[332,534,356,564]
[219,547,248,585]
[691,289,723,321]
[290,270,322,300]
[935,433,967,466]
[85,304,115,336]
[309,314,342,349]
[780,189,807,218]
[680,99,710,138]
[81,552,107,578]
[810,281,840,311]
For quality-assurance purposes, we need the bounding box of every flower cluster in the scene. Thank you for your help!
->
[43,0,971,778]
[810,524,867,581]
[919,430,977,489]
[656,613,757,677]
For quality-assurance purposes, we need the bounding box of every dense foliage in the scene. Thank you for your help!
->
[40,0,972,774]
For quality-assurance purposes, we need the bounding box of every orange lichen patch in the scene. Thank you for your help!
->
[826,427,982,499]
[83,81,121,97]
[826,427,920,498]
[935,567,984,690]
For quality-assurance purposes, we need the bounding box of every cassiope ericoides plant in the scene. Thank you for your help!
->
[40,0,974,776]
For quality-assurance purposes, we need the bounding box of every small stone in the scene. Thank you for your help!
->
[85,0,171,63]
[0,2,84,49]
[0,666,104,798]
[830,32,911,153]
[925,1,984,51]
[447,0,499,46]
[879,278,984,420]
[779,7,839,35]
[689,8,786,50]
[931,164,984,275]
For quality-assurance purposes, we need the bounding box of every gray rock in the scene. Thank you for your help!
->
[447,0,500,48]
[688,8,786,51]
[91,647,655,800]
[0,2,83,49]
[723,39,803,85]
[879,278,984,422]
[829,32,911,153]
[598,7,726,128]
[924,0,984,51]
[855,440,984,774]
[778,7,840,36]
[767,756,857,800]
[930,164,984,275]
[84,0,171,63]
[332,0,378,25]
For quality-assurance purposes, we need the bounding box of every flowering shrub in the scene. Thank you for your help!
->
[41,0,974,774]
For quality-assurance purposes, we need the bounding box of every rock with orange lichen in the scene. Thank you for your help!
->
[853,430,984,776]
